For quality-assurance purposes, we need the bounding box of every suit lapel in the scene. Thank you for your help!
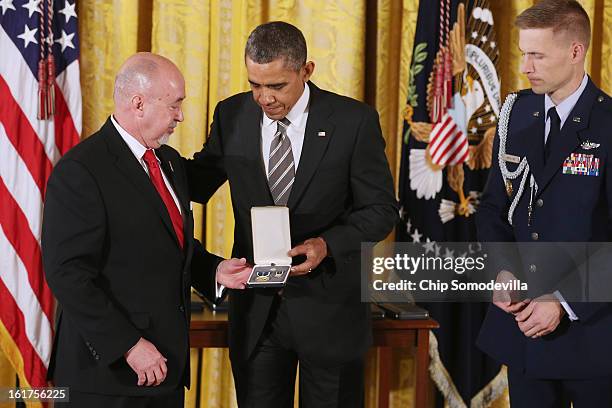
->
[158,150,193,253]
[158,149,189,214]
[287,83,333,209]
[103,119,181,248]
[241,99,275,205]
[536,79,597,194]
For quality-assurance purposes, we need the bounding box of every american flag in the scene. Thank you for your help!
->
[0,0,81,394]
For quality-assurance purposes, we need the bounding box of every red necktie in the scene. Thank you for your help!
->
[142,149,184,248]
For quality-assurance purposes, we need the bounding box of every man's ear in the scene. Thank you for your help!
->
[570,41,586,64]
[302,61,315,82]
[131,95,145,117]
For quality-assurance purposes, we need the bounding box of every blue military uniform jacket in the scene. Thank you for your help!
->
[476,77,612,379]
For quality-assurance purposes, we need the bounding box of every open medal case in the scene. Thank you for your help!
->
[247,206,292,288]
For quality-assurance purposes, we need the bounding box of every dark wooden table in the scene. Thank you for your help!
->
[190,307,439,408]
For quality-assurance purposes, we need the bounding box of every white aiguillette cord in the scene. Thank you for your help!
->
[497,93,538,226]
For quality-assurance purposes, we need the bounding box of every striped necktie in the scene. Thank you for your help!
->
[267,118,294,205]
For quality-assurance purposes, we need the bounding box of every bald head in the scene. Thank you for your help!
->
[114,52,181,104]
[112,52,186,149]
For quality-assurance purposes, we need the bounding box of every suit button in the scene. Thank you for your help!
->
[179,305,185,313]
[529,264,537,273]
[536,199,544,207]
[531,232,539,241]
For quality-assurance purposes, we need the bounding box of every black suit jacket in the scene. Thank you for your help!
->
[477,79,612,379]
[186,82,398,366]
[42,118,221,396]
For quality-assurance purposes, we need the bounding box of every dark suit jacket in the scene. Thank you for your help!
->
[42,118,221,396]
[477,78,612,379]
[186,82,398,366]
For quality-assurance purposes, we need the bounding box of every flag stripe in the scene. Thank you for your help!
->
[451,142,469,165]
[437,128,464,164]
[55,61,82,135]
[429,113,469,166]
[0,123,44,243]
[53,81,80,157]
[431,123,458,163]
[0,76,53,195]
[449,131,469,164]
[431,127,456,164]
[429,118,454,158]
[429,115,453,151]
[0,238,51,385]
[0,176,53,326]
[54,66,81,155]
[441,136,468,166]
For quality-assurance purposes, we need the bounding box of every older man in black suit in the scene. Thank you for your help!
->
[42,53,251,408]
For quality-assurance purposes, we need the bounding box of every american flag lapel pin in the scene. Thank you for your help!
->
[317,131,326,137]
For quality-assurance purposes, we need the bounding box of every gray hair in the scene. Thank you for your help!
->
[245,21,307,71]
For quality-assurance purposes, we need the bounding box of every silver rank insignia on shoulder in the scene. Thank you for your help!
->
[581,140,600,150]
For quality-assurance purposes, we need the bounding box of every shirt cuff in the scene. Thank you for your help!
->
[554,290,579,321]
[215,262,225,299]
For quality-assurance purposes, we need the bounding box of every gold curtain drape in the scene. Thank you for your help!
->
[3,0,612,407]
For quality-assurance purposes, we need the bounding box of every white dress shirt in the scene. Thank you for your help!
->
[543,74,588,321]
[544,73,588,141]
[110,115,182,214]
[215,84,311,299]
[261,82,310,174]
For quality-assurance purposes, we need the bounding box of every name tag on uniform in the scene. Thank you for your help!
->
[563,153,600,176]
[502,153,521,164]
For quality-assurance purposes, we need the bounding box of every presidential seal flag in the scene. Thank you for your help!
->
[0,0,81,404]
[398,0,504,406]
